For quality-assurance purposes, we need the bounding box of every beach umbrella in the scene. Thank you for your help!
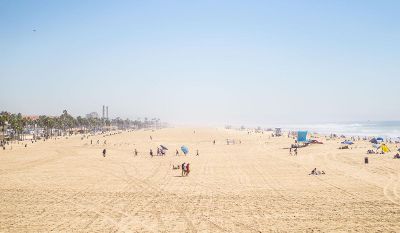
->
[181,145,189,155]
[160,145,168,150]
[369,138,378,144]
[377,137,384,141]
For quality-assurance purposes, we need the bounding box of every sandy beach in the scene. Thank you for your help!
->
[1,128,400,232]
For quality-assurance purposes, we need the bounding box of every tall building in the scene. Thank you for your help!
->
[106,106,109,120]
[102,105,105,119]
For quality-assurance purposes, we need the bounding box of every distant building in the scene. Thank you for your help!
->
[86,112,99,119]
[23,115,40,121]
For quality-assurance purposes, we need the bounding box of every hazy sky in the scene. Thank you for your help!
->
[1,0,399,126]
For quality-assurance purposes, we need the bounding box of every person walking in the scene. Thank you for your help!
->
[176,149,179,156]
[134,149,138,156]
[196,150,199,156]
[102,149,106,157]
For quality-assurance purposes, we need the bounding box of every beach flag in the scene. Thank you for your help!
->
[297,131,308,142]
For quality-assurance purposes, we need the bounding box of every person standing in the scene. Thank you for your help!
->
[196,150,199,156]
[176,149,179,156]
[186,163,190,176]
[150,149,153,157]
[134,149,138,156]
[103,149,106,157]
[181,162,186,177]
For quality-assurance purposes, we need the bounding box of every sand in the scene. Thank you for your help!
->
[0,128,399,232]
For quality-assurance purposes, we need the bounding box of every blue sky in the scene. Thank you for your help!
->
[1,0,399,126]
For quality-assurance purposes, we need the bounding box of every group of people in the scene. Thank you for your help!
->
[289,147,298,156]
[149,148,166,157]
[226,139,241,145]
[156,147,166,156]
[309,168,325,175]
[175,149,200,156]
[91,139,107,145]
[1,140,36,150]
[366,149,386,154]
[181,162,190,176]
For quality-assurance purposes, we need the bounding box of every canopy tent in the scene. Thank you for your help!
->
[181,145,189,155]
[297,131,308,143]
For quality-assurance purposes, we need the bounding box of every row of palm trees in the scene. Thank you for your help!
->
[0,110,162,141]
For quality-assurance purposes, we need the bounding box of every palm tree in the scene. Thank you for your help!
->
[8,113,23,141]
[43,116,55,138]
[78,117,85,132]
[21,117,30,140]
[0,112,10,141]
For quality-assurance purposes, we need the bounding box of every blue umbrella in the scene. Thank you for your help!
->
[181,145,189,155]
[377,137,384,141]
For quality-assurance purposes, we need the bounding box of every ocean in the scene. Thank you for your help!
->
[279,121,400,138]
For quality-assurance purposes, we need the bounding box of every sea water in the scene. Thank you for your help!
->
[280,121,400,139]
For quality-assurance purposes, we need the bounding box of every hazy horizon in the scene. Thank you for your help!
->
[1,1,399,126]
